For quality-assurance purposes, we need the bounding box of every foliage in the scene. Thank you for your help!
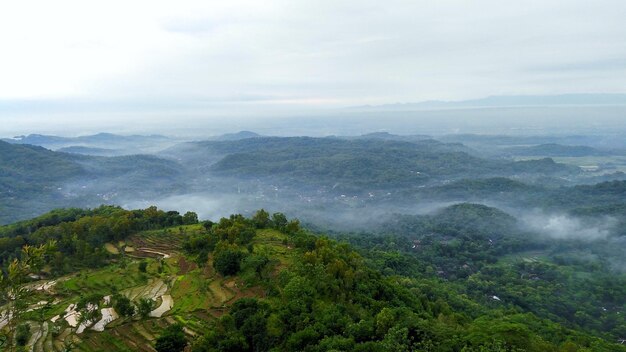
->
[137,297,155,318]
[138,261,148,273]
[0,242,54,350]
[205,137,576,192]
[0,205,191,274]
[0,141,184,224]
[155,324,187,352]
[113,294,135,317]
[190,213,626,352]
[15,323,30,346]
[213,249,244,276]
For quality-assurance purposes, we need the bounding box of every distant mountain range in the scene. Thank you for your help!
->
[3,132,170,145]
[1,132,264,155]
[2,133,177,156]
[349,93,626,111]
[210,130,262,141]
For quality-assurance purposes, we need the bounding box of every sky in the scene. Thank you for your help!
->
[1,0,626,135]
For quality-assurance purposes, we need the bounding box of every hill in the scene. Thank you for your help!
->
[212,131,262,141]
[0,208,624,351]
[163,137,578,194]
[3,133,179,155]
[502,143,614,157]
[0,141,185,224]
[57,146,122,157]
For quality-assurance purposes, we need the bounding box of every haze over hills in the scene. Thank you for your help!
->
[4,131,626,228]
[5,95,626,138]
[2,133,626,351]
[0,140,186,223]
[349,93,626,111]
[2,133,183,156]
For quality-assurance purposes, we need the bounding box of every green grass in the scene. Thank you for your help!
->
[59,262,150,296]
[170,270,214,313]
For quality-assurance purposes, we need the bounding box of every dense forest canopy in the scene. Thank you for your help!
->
[0,208,624,351]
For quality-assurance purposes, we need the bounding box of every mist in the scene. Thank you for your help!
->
[520,211,618,241]
[4,104,626,139]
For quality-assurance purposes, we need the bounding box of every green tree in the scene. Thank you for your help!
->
[138,261,148,273]
[113,295,135,317]
[242,253,271,279]
[15,323,30,346]
[183,211,199,225]
[271,213,288,230]
[252,209,270,228]
[284,219,301,235]
[213,249,244,276]
[137,298,155,318]
[155,324,187,352]
[0,242,54,351]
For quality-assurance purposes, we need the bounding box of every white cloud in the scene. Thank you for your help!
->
[0,0,625,105]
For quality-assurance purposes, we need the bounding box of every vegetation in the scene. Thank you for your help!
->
[0,205,197,273]
[205,137,576,192]
[155,324,188,352]
[0,206,623,350]
[0,140,184,224]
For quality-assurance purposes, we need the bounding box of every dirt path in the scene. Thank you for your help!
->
[137,248,171,259]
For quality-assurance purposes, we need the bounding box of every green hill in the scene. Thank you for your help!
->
[0,141,185,224]
[162,137,577,193]
[0,208,623,352]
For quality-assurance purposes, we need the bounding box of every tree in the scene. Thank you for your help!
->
[155,324,187,352]
[137,298,155,318]
[0,242,55,351]
[138,261,148,273]
[202,220,214,232]
[183,211,199,225]
[213,249,244,276]
[77,293,103,326]
[252,209,270,229]
[284,219,301,235]
[271,213,288,230]
[114,295,135,317]
[243,253,271,279]
[15,323,30,346]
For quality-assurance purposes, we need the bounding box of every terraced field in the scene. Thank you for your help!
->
[6,225,289,351]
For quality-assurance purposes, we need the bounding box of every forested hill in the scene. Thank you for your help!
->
[164,137,578,190]
[0,208,624,351]
[0,141,185,224]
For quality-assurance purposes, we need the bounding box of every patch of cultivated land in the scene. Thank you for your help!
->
[2,224,292,351]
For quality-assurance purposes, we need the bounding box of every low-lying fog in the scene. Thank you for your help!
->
[121,190,622,243]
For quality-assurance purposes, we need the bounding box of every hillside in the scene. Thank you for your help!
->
[0,142,185,224]
[163,137,578,193]
[3,133,179,156]
[0,208,624,351]
[502,143,614,157]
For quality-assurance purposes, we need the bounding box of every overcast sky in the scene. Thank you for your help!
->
[1,1,626,134]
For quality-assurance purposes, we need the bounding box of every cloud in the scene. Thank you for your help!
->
[521,212,617,241]
[1,0,626,130]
